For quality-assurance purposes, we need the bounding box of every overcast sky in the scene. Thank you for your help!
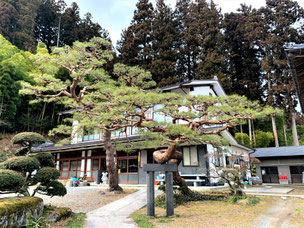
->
[64,0,304,46]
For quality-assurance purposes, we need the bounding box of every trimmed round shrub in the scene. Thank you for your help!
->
[12,132,45,146]
[45,181,67,197]
[34,167,60,184]
[32,152,55,167]
[0,169,24,192]
[2,156,40,174]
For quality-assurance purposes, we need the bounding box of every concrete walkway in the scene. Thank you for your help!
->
[85,188,161,228]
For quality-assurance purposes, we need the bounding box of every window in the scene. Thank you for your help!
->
[183,146,199,166]
[92,159,99,170]
[290,166,304,174]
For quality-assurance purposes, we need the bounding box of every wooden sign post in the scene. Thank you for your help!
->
[143,164,177,217]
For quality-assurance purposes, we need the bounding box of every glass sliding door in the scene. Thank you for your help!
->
[118,154,139,184]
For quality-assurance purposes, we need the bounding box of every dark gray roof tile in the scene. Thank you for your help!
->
[251,146,304,158]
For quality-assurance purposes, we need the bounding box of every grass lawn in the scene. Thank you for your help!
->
[131,196,274,228]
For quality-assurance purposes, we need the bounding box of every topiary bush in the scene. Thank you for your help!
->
[0,169,24,192]
[36,181,67,197]
[12,132,46,146]
[12,132,46,156]
[1,156,40,174]
[34,167,60,184]
[32,152,55,168]
[0,134,66,197]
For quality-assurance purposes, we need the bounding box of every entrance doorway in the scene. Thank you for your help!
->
[117,152,139,184]
[261,167,279,183]
[290,166,304,183]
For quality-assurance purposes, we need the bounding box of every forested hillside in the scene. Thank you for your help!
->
[0,0,304,148]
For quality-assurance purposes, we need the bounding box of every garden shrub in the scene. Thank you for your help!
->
[12,132,45,146]
[34,167,60,184]
[1,156,40,174]
[42,181,67,197]
[32,152,54,167]
[0,132,66,197]
[0,169,24,192]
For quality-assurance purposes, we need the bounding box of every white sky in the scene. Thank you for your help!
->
[64,0,304,45]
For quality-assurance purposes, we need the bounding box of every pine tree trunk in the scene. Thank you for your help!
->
[252,120,256,147]
[240,124,244,144]
[291,113,299,146]
[153,145,192,195]
[103,129,122,192]
[248,120,252,147]
[57,15,61,47]
[282,117,288,146]
[271,115,279,147]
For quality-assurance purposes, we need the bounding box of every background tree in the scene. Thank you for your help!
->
[223,5,263,101]
[150,0,178,86]
[34,0,62,50]
[117,0,154,69]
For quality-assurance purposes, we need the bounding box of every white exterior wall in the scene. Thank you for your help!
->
[86,150,92,177]
[189,86,215,96]
[207,144,220,184]
[56,153,60,170]
[80,151,86,177]
[72,120,79,144]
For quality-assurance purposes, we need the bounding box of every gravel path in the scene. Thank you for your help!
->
[36,187,136,213]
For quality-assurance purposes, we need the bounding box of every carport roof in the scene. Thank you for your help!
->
[251,146,304,158]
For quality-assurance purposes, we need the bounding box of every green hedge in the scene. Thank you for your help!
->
[1,156,40,174]
[0,169,24,192]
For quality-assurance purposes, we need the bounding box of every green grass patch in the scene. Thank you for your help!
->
[155,191,229,208]
[247,196,261,205]
[158,217,175,223]
[130,213,154,228]
[66,212,86,228]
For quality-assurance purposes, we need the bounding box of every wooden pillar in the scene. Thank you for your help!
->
[147,171,155,217]
[165,171,174,217]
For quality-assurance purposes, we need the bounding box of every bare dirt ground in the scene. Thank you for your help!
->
[257,197,304,228]
[134,197,274,228]
[133,195,304,228]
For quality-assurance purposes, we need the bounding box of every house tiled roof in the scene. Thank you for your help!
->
[33,135,141,153]
[251,146,304,158]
